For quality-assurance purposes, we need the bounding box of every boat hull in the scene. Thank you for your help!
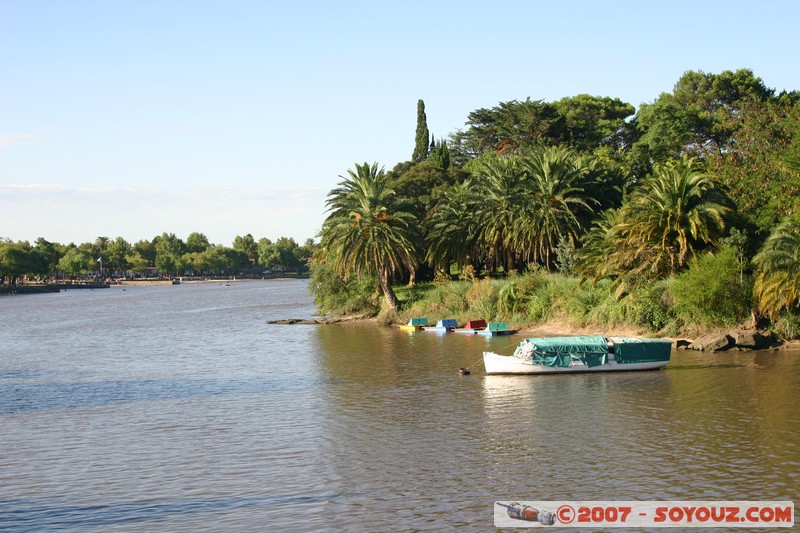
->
[475,330,514,337]
[483,351,669,375]
[422,327,452,333]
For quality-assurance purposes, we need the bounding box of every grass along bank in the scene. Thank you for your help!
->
[310,259,799,340]
[391,266,797,341]
[394,274,667,337]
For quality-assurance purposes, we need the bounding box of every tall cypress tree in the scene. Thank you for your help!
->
[412,99,430,162]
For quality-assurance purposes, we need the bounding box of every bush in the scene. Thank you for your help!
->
[627,279,674,332]
[555,236,578,275]
[441,281,471,313]
[669,246,753,327]
[465,278,498,319]
[458,264,476,282]
[308,262,380,315]
[771,312,800,340]
[564,282,605,326]
[433,270,451,284]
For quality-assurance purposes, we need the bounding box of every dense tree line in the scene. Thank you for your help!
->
[0,232,314,284]
[314,68,800,329]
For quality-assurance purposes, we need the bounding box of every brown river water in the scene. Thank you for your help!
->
[1,280,797,531]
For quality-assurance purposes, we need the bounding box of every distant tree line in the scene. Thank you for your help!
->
[0,232,315,284]
[314,70,800,328]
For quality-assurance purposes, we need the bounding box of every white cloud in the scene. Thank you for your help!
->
[0,183,66,191]
[0,133,38,149]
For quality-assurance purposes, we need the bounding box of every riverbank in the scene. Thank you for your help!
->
[116,279,178,286]
[272,313,800,352]
[1,282,110,295]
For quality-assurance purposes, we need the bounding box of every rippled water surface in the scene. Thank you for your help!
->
[1,280,798,531]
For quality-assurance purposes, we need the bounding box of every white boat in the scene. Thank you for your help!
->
[483,335,672,375]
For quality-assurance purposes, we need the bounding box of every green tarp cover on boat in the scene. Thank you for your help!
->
[524,336,609,368]
[613,338,672,363]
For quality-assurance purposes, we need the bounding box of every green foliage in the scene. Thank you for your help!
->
[433,269,452,284]
[458,264,476,282]
[563,282,605,325]
[152,233,186,275]
[0,240,35,282]
[525,282,555,323]
[105,237,132,272]
[132,239,156,266]
[375,262,761,335]
[753,217,800,318]
[429,138,451,170]
[412,99,430,162]
[497,280,521,319]
[575,208,620,283]
[554,236,577,275]
[427,147,597,273]
[770,312,800,340]
[308,260,380,315]
[632,69,774,165]
[605,157,734,279]
[455,98,566,156]
[448,94,636,165]
[258,237,306,272]
[519,146,597,267]
[388,160,452,223]
[670,246,753,326]
[465,279,498,319]
[318,161,419,310]
[185,232,211,253]
[32,238,62,276]
[553,94,635,152]
[425,181,481,272]
[627,280,674,332]
[0,232,307,281]
[709,98,800,233]
[233,234,257,262]
[57,247,91,277]
[126,252,150,274]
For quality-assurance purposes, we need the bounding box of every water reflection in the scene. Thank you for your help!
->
[2,283,798,531]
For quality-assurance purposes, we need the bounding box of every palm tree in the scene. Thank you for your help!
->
[424,181,481,274]
[521,146,596,268]
[575,208,622,283]
[612,157,734,278]
[319,162,418,311]
[470,156,530,272]
[95,236,110,250]
[452,149,596,273]
[753,218,800,318]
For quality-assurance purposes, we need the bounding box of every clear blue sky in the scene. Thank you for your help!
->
[2,0,799,246]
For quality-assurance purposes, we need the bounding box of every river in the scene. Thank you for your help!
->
[1,280,797,531]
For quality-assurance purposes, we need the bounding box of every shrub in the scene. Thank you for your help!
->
[627,279,674,332]
[525,281,555,323]
[442,281,471,313]
[555,235,578,275]
[669,246,753,327]
[465,278,498,319]
[458,264,476,282]
[309,262,380,315]
[496,281,519,319]
[771,312,800,340]
[564,283,605,326]
[433,270,452,284]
